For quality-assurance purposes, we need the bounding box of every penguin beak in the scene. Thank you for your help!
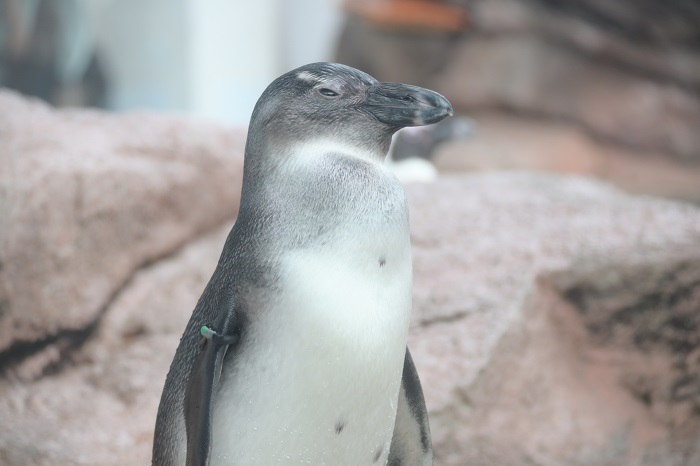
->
[364,83,453,127]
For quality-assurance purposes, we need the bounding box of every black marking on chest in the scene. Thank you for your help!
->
[379,256,386,267]
[373,444,384,463]
[335,420,346,435]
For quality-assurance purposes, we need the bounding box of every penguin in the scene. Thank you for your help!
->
[152,62,452,466]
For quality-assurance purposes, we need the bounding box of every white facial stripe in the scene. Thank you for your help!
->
[297,71,319,83]
[297,72,349,92]
[290,139,386,167]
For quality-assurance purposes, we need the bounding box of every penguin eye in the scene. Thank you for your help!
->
[317,88,339,97]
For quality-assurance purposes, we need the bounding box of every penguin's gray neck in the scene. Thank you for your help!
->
[240,134,392,209]
[236,135,406,257]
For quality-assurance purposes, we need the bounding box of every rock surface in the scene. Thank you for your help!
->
[408,174,700,466]
[2,170,700,465]
[0,224,230,466]
[0,90,245,375]
[1,93,700,465]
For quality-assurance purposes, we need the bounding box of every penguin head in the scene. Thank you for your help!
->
[246,62,453,161]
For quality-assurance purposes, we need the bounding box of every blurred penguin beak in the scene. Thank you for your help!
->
[364,83,453,127]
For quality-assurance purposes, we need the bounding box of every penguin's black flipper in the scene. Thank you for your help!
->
[184,315,240,466]
[388,348,433,466]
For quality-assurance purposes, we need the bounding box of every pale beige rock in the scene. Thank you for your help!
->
[1,172,699,466]
[407,174,700,466]
[0,223,230,466]
[0,90,245,360]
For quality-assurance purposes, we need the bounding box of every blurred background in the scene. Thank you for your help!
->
[0,0,343,123]
[2,0,699,201]
[2,2,700,466]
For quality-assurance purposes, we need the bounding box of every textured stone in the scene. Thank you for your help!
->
[1,172,700,465]
[0,224,230,466]
[407,174,700,466]
[0,90,245,364]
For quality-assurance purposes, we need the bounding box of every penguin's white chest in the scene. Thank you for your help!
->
[210,228,412,465]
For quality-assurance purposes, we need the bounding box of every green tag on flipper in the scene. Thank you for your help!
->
[199,323,238,345]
